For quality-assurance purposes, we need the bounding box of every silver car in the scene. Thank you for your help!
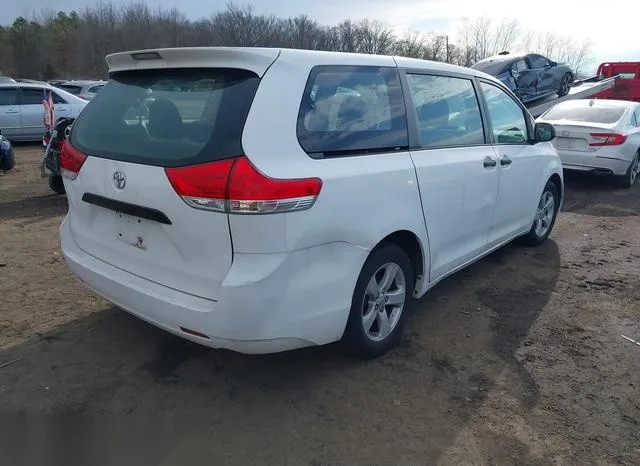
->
[0,83,87,141]
[56,80,106,101]
[538,99,640,188]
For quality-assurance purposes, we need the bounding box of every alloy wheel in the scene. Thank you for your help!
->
[561,75,571,95]
[361,262,406,342]
[533,190,555,238]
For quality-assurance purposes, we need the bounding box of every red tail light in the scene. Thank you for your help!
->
[589,133,627,146]
[165,156,322,214]
[59,141,88,180]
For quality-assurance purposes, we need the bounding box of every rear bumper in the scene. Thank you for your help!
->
[60,216,367,354]
[557,151,630,176]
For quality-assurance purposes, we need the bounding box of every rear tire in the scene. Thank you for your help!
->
[340,242,414,359]
[48,175,65,195]
[616,152,639,188]
[557,73,572,97]
[520,180,560,246]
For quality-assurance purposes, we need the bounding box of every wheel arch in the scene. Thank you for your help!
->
[372,229,428,298]
[549,172,564,204]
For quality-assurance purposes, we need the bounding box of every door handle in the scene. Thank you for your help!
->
[500,155,512,166]
[5,109,18,114]
[483,156,497,168]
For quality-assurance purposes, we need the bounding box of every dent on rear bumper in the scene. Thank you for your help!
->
[60,216,366,354]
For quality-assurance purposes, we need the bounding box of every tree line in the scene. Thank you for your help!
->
[0,2,594,80]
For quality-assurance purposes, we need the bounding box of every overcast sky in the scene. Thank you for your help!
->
[5,0,637,73]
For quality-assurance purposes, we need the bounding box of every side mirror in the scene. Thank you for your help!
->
[534,122,555,142]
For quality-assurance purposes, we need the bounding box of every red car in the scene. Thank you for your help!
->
[594,62,640,102]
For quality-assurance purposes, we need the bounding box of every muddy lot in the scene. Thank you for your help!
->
[1,146,639,465]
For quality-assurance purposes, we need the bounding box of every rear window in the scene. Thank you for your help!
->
[543,104,626,124]
[296,66,408,157]
[471,60,510,76]
[58,85,82,95]
[87,85,104,93]
[69,68,260,167]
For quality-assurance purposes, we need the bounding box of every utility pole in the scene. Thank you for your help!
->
[445,35,449,63]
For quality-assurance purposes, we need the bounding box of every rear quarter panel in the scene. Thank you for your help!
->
[238,49,430,292]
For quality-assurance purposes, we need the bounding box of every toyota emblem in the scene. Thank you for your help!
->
[113,171,126,190]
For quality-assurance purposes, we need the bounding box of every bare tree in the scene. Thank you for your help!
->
[393,30,425,58]
[355,19,395,55]
[0,2,593,80]
[491,19,521,55]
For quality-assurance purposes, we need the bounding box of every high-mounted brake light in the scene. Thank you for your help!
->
[165,156,322,214]
[59,141,88,180]
[589,133,627,146]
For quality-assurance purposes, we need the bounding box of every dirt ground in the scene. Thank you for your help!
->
[1,145,639,465]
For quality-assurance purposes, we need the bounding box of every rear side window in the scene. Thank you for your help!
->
[542,104,626,124]
[471,60,510,76]
[70,68,260,167]
[297,66,408,157]
[20,88,47,105]
[406,74,484,148]
[52,92,68,104]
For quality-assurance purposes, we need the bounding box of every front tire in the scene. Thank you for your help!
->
[48,175,65,195]
[341,242,414,359]
[616,152,639,188]
[520,180,560,246]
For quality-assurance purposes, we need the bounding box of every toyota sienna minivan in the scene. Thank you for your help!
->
[59,47,563,358]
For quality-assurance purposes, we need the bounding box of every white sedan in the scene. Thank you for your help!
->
[538,99,640,187]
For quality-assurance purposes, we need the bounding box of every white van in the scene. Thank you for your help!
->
[59,47,563,358]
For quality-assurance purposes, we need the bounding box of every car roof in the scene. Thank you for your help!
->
[475,53,528,65]
[105,46,502,84]
[0,82,55,89]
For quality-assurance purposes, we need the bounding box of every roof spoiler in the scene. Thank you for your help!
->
[105,47,281,78]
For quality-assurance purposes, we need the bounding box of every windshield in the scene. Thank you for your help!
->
[543,104,626,124]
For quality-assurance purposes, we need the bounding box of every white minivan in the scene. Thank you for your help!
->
[59,47,563,358]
